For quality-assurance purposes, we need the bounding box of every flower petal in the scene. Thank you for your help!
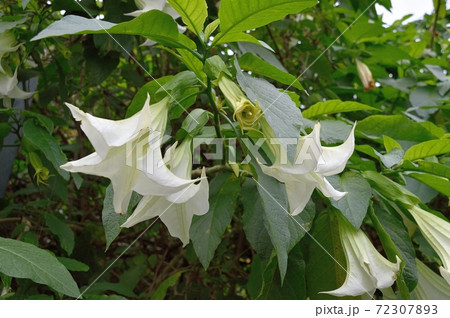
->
[121,195,166,228]
[408,205,450,282]
[285,180,315,216]
[412,259,450,299]
[316,123,355,176]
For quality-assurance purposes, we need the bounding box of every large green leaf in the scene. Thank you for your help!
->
[236,60,303,163]
[238,53,304,91]
[305,210,353,300]
[362,171,420,207]
[402,160,450,179]
[102,185,141,250]
[190,173,241,268]
[248,247,306,299]
[241,179,273,263]
[407,173,450,197]
[213,0,317,46]
[23,119,69,180]
[302,100,378,118]
[404,139,450,161]
[45,213,75,255]
[168,0,207,36]
[0,237,80,298]
[32,11,195,49]
[373,207,418,291]
[254,164,314,281]
[357,115,439,142]
[329,172,371,230]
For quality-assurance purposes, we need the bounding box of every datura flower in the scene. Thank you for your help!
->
[259,121,355,215]
[122,139,209,246]
[411,259,450,300]
[126,0,186,45]
[0,69,34,107]
[408,205,450,284]
[60,95,197,214]
[322,215,401,297]
[0,31,20,73]
[356,59,375,92]
[218,74,261,130]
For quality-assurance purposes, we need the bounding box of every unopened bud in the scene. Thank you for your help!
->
[356,59,375,92]
[217,74,261,130]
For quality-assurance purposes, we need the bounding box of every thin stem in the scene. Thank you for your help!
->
[429,0,442,48]
[206,79,223,140]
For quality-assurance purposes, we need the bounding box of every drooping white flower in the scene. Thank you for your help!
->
[322,214,401,297]
[122,139,209,246]
[259,121,355,215]
[61,95,197,214]
[412,259,450,300]
[0,69,34,107]
[126,0,186,46]
[408,205,450,284]
[0,31,20,73]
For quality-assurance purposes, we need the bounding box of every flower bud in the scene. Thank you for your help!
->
[356,59,375,92]
[218,74,261,130]
[29,152,51,185]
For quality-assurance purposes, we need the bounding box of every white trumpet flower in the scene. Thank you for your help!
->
[122,139,209,246]
[408,205,450,284]
[126,0,186,46]
[0,69,34,107]
[412,259,450,300]
[61,95,196,214]
[259,121,355,215]
[322,215,401,297]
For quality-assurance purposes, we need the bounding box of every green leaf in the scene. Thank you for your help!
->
[168,0,207,36]
[329,172,371,230]
[238,53,304,91]
[23,119,69,180]
[248,247,306,299]
[357,115,439,142]
[57,257,90,272]
[0,237,80,298]
[372,207,417,291]
[32,11,195,49]
[190,173,241,268]
[126,76,173,117]
[204,19,220,39]
[241,179,273,262]
[175,109,210,140]
[150,271,184,300]
[362,170,420,207]
[407,173,450,197]
[305,210,351,300]
[235,60,303,163]
[213,0,317,46]
[45,213,75,255]
[254,163,314,281]
[383,135,402,152]
[177,49,206,82]
[303,100,377,118]
[402,160,450,179]
[404,139,450,161]
[356,144,404,168]
[102,185,141,250]
[204,55,231,80]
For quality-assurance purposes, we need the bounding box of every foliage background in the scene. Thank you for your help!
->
[0,0,449,299]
